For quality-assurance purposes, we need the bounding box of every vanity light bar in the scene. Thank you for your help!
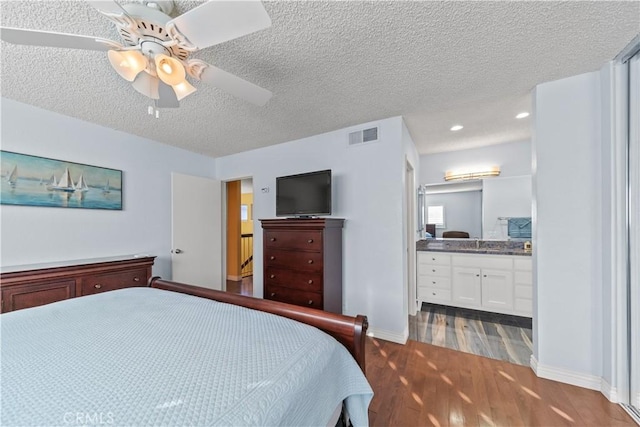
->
[444,166,501,181]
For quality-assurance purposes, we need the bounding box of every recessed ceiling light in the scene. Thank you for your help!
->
[450,125,463,131]
[516,112,530,119]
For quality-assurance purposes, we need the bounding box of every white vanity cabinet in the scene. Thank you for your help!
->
[417,251,531,317]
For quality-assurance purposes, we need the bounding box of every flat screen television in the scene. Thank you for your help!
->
[276,169,332,217]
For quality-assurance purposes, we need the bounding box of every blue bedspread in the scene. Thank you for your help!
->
[1,287,373,426]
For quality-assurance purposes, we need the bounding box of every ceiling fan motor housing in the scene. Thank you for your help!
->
[140,0,175,16]
[120,3,189,61]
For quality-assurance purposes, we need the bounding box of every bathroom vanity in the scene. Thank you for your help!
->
[416,239,532,317]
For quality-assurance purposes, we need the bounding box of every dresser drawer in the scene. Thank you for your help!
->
[265,231,322,251]
[514,271,532,286]
[264,249,323,272]
[418,252,451,266]
[81,269,147,296]
[417,287,452,303]
[2,280,76,313]
[417,264,451,277]
[514,284,533,299]
[265,285,323,309]
[417,275,451,290]
[264,267,322,292]
[514,298,533,315]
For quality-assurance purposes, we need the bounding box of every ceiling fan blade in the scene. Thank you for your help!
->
[86,0,132,18]
[197,64,272,106]
[132,72,159,99]
[166,0,271,50]
[156,81,180,108]
[0,27,121,51]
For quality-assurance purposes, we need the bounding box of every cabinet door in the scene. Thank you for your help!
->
[481,269,514,311]
[452,267,481,307]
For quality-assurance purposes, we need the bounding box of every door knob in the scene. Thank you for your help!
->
[172,249,183,254]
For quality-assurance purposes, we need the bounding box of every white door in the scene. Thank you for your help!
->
[171,172,222,289]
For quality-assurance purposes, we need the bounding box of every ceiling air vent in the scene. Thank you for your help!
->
[348,126,379,146]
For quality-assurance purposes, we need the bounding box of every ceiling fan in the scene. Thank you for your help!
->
[0,0,273,109]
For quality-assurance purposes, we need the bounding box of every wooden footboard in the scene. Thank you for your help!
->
[149,277,368,373]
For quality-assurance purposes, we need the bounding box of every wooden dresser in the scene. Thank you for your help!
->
[0,255,155,313]
[260,218,344,314]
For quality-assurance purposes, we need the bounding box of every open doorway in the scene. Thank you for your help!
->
[225,178,254,296]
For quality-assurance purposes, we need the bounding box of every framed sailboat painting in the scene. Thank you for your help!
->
[0,151,122,210]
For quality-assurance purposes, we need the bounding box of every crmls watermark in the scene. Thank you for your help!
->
[63,412,114,425]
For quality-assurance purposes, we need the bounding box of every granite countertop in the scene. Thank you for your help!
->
[416,239,532,256]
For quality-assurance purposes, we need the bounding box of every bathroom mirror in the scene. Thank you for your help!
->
[419,176,532,239]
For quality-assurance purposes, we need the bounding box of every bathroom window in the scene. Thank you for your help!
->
[427,205,445,228]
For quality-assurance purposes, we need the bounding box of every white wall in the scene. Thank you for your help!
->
[0,99,216,279]
[419,139,531,184]
[215,116,413,342]
[482,175,532,239]
[532,71,604,384]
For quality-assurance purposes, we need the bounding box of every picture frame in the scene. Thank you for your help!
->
[0,150,123,210]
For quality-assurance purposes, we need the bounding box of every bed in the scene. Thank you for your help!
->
[1,278,373,426]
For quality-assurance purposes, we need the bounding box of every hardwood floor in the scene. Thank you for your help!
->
[366,338,634,426]
[226,276,253,296]
[224,278,631,425]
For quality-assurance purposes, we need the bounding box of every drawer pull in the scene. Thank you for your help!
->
[432,281,436,284]
[476,274,480,277]
[94,284,102,289]
[308,260,313,264]
[483,275,487,278]
[308,279,313,284]
[308,300,314,305]
[432,269,436,272]
[270,274,275,279]
[270,256,275,260]
[432,257,436,261]
[270,293,275,297]
[432,292,436,296]
[270,237,276,242]
[308,239,314,243]
[133,277,140,282]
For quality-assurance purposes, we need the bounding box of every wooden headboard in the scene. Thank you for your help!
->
[148,277,368,373]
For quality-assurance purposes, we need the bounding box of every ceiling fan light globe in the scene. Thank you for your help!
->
[154,54,186,86]
[108,50,147,82]
[172,80,197,101]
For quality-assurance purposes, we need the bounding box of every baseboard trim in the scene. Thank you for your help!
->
[226,275,242,281]
[600,378,619,403]
[367,326,408,345]
[531,355,619,402]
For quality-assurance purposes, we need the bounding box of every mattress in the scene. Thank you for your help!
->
[1,287,373,426]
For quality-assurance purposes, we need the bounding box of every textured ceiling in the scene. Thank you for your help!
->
[1,1,638,157]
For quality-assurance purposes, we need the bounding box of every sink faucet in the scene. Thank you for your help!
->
[475,238,480,250]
